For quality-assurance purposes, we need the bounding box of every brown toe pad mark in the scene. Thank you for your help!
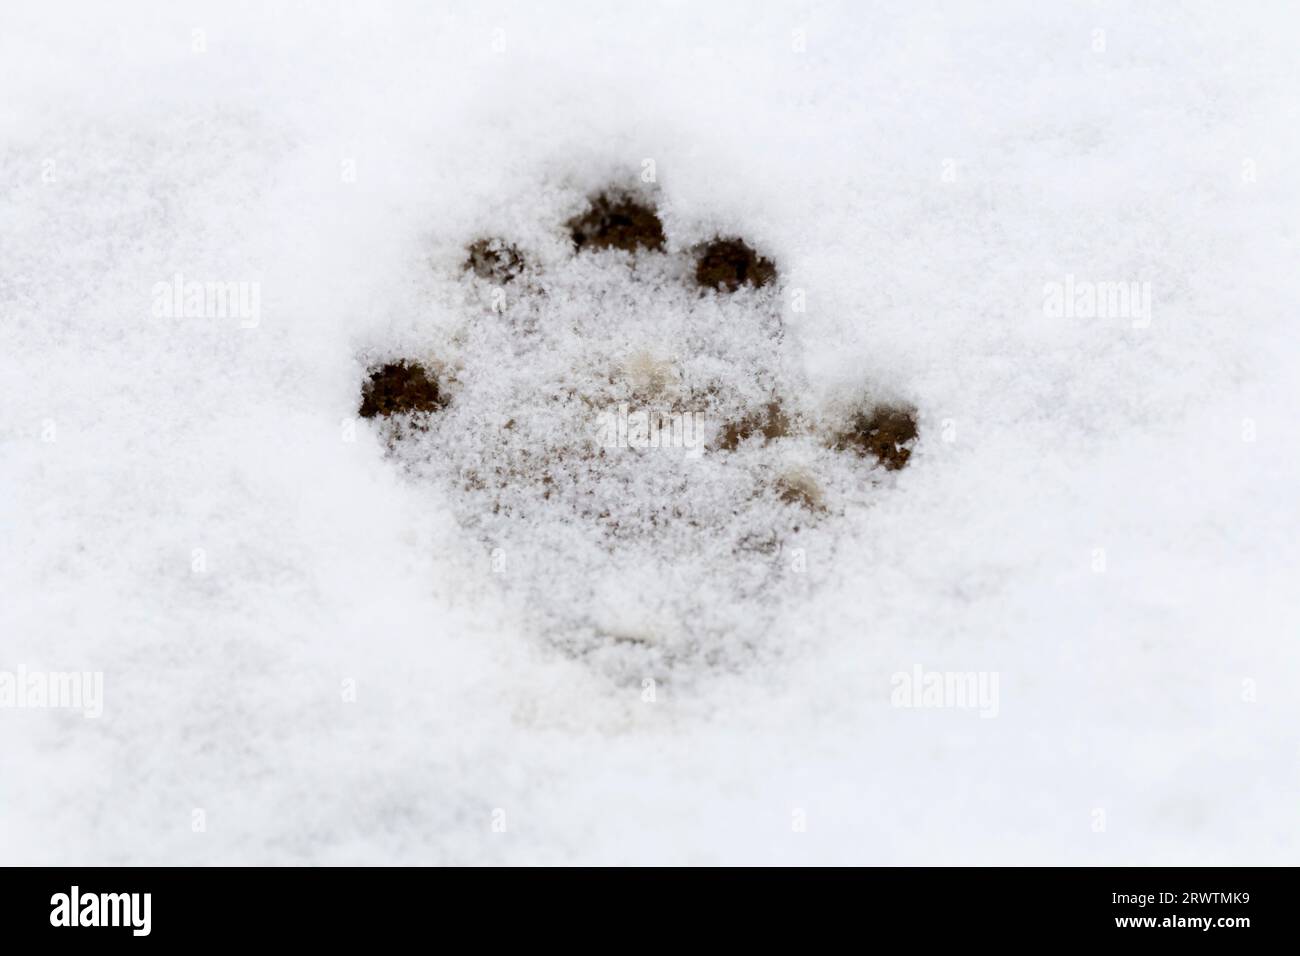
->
[567,194,666,253]
[776,470,823,510]
[831,405,918,471]
[465,238,524,282]
[715,401,790,451]
[695,238,777,292]
[359,361,446,418]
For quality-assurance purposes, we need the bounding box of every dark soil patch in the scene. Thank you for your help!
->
[465,238,525,282]
[831,405,918,470]
[359,360,446,418]
[567,193,666,253]
[695,238,777,292]
[715,401,791,451]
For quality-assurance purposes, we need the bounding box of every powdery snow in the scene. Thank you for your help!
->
[1,0,1298,864]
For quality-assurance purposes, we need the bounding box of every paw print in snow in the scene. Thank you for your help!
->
[359,187,917,679]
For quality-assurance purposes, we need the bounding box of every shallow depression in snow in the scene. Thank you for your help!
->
[360,189,917,679]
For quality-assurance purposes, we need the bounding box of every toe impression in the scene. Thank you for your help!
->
[831,405,918,471]
[695,237,777,292]
[359,360,446,418]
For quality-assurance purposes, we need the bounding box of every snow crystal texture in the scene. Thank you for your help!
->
[2,0,1298,864]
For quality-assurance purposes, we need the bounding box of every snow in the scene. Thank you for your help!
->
[2,0,1298,864]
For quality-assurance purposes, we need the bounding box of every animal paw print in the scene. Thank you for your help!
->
[359,187,918,678]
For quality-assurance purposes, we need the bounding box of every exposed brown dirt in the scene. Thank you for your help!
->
[358,360,446,418]
[695,237,777,292]
[567,193,666,253]
[715,401,791,451]
[831,405,918,470]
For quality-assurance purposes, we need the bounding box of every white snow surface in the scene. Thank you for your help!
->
[2,0,1298,864]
